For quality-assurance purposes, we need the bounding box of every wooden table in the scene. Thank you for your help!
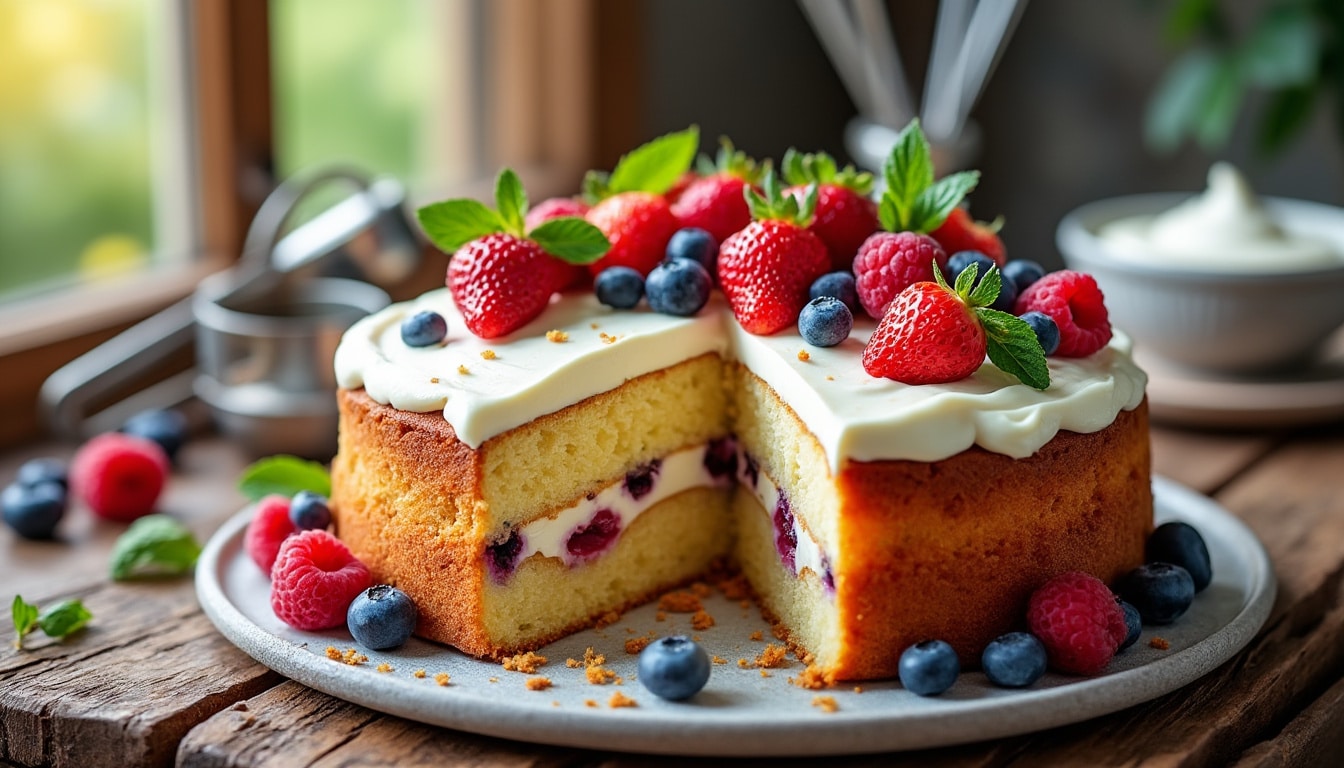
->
[2,423,1342,767]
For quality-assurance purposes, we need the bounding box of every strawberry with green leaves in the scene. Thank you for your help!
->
[583,126,700,276]
[671,138,765,242]
[863,261,1049,389]
[853,119,979,319]
[781,149,879,271]
[718,172,830,335]
[417,169,610,339]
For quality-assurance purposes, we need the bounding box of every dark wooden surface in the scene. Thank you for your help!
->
[2,423,1342,767]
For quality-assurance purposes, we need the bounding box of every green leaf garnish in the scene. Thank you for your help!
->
[12,595,38,649]
[967,262,1002,307]
[37,599,92,640]
[606,125,700,196]
[910,170,980,233]
[109,514,203,581]
[416,198,504,253]
[878,119,979,233]
[978,309,1051,390]
[744,171,817,227]
[238,455,331,502]
[781,148,872,195]
[494,169,528,237]
[527,216,612,265]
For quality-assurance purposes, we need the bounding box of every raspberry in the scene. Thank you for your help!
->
[853,232,947,320]
[1026,570,1128,676]
[1014,270,1112,357]
[270,530,371,631]
[69,433,170,522]
[245,495,296,574]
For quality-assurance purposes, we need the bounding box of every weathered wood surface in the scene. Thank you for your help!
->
[2,427,1343,767]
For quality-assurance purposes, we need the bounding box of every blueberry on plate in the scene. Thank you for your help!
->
[981,632,1047,688]
[289,490,332,531]
[898,639,959,696]
[594,266,645,309]
[1118,599,1142,651]
[638,635,711,700]
[122,409,189,460]
[1118,562,1195,625]
[646,259,712,317]
[1020,311,1061,356]
[2,481,66,540]
[347,585,419,650]
[798,296,853,347]
[665,227,718,276]
[15,457,68,490]
[1146,521,1212,592]
[400,310,448,348]
[1002,259,1046,293]
[808,271,858,312]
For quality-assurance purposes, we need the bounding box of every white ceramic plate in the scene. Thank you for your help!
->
[196,476,1274,756]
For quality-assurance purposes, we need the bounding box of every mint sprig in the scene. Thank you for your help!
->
[13,595,91,649]
[238,455,331,502]
[584,126,700,202]
[878,119,980,234]
[933,261,1050,390]
[12,595,37,649]
[110,514,202,581]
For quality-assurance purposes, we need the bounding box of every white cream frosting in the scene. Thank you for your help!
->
[1099,162,1341,272]
[335,289,1146,469]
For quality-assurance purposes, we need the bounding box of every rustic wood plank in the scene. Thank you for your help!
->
[177,681,583,768]
[1149,426,1278,496]
[1233,673,1344,767]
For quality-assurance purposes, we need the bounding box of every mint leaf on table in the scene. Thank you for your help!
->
[607,125,700,196]
[110,514,203,581]
[12,595,38,649]
[238,455,331,502]
[37,599,92,640]
[528,217,611,265]
[978,308,1051,391]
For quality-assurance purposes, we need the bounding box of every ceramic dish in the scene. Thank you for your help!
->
[196,476,1274,756]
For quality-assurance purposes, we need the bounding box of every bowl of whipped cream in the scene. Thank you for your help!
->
[1057,163,1344,375]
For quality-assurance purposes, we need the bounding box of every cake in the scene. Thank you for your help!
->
[327,124,1151,681]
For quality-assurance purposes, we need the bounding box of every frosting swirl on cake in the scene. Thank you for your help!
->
[335,289,1146,467]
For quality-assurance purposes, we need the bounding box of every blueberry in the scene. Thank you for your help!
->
[2,481,66,540]
[400,310,448,347]
[646,259,711,317]
[665,227,718,277]
[945,251,997,283]
[798,296,853,347]
[637,635,711,700]
[123,409,189,460]
[1118,563,1195,625]
[1020,311,1060,356]
[1118,600,1142,651]
[594,266,645,309]
[289,490,332,531]
[485,528,525,583]
[981,632,1047,688]
[347,584,418,650]
[808,271,858,312]
[898,639,960,696]
[1002,259,1047,292]
[1146,522,1212,593]
[16,458,68,490]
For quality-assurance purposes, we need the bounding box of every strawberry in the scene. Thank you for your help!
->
[581,126,701,276]
[931,207,1007,266]
[671,138,764,242]
[665,171,699,204]
[863,262,1052,389]
[781,149,879,271]
[417,169,611,338]
[718,172,830,335]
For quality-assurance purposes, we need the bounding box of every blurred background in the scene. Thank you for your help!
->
[1,0,1340,446]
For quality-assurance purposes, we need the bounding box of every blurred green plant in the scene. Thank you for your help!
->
[1145,0,1343,155]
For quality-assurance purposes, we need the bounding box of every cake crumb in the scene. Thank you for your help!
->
[691,581,713,598]
[413,669,426,679]
[489,677,499,683]
[739,599,752,609]
[853,686,864,694]
[586,666,618,685]
[826,375,835,381]
[502,651,548,674]
[755,644,788,669]
[772,624,789,641]
[457,365,469,375]
[659,591,702,613]
[590,322,599,329]
[599,332,618,345]
[376,662,393,673]
[325,646,341,661]
[737,658,751,668]
[625,637,653,655]
[1150,637,1171,650]
[326,647,368,666]
[546,329,569,343]
[712,655,728,665]
[565,658,581,669]
[789,665,836,690]
[430,377,440,383]
[594,610,622,629]
[812,695,839,713]
[749,630,764,642]
[760,670,772,678]
[434,672,451,686]
[525,676,553,691]
[800,651,817,666]
[691,610,716,631]
[608,691,638,708]
[797,349,811,362]
[583,647,606,668]
[655,611,667,622]
[480,349,497,360]
[716,574,752,601]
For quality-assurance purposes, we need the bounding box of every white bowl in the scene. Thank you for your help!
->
[1057,193,1344,375]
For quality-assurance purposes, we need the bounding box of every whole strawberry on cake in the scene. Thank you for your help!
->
[328,120,1150,681]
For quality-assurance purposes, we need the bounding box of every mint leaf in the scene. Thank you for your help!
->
[37,599,91,640]
[110,515,202,581]
[238,455,331,502]
[12,595,38,649]
[495,169,528,237]
[953,262,978,297]
[978,308,1051,390]
[878,195,900,233]
[527,217,611,265]
[967,265,1002,308]
[910,170,979,233]
[416,199,504,253]
[882,119,935,225]
[608,126,700,195]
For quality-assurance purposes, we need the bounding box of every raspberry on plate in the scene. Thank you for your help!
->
[245,495,296,574]
[70,432,170,523]
[270,530,371,631]
[1014,270,1113,357]
[1027,570,1128,676]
